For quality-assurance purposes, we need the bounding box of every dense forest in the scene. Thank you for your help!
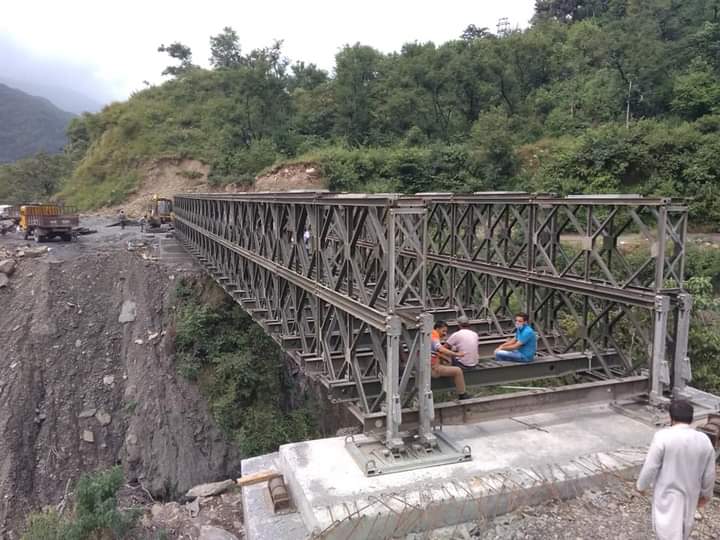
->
[1,1,719,223]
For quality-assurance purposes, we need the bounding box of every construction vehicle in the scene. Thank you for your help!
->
[0,205,20,223]
[146,195,174,229]
[0,205,18,235]
[19,204,79,242]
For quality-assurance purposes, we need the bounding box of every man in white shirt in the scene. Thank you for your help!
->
[637,400,716,540]
[446,315,479,369]
[303,227,311,252]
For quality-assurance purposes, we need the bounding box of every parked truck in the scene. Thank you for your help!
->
[0,205,20,223]
[19,204,79,242]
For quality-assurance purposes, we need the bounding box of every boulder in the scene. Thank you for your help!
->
[78,408,97,419]
[185,479,235,499]
[82,430,95,443]
[22,246,48,258]
[0,274,8,288]
[96,411,112,426]
[0,259,15,275]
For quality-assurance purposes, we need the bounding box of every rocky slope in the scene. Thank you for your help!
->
[0,237,241,536]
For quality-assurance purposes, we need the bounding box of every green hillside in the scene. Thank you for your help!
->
[1,1,718,224]
[52,2,720,223]
[0,83,74,162]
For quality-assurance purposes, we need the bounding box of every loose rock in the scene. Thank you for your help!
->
[22,246,48,258]
[0,259,15,275]
[96,411,112,426]
[82,430,95,443]
[78,408,97,419]
[185,479,235,499]
[118,300,137,323]
[0,274,8,288]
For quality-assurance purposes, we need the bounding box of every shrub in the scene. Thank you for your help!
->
[173,278,319,456]
[22,467,138,540]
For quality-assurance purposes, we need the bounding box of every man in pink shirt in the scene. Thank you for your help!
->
[446,316,479,369]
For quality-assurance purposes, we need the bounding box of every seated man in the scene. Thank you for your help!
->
[495,312,536,363]
[446,315,479,370]
[431,320,470,400]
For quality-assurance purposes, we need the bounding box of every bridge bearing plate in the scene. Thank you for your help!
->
[345,430,471,476]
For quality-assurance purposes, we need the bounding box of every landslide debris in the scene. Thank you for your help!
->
[0,248,241,536]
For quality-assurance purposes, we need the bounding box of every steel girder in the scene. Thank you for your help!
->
[174,191,691,441]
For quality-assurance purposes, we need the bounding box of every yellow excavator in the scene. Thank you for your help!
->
[146,195,174,229]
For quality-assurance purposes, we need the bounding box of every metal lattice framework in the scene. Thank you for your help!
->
[174,191,691,446]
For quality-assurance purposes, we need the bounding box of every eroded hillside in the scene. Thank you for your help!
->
[0,235,241,536]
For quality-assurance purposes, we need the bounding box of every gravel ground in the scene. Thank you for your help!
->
[409,478,720,540]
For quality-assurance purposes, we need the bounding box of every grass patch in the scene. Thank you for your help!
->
[21,466,139,540]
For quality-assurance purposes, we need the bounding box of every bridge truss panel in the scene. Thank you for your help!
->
[174,192,691,444]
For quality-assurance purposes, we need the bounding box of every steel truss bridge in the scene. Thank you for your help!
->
[174,191,692,474]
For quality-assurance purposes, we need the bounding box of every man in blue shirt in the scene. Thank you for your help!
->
[495,312,536,363]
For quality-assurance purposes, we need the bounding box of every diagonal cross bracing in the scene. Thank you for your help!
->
[174,191,691,442]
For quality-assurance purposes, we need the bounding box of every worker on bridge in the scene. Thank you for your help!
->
[303,226,311,252]
[445,315,479,370]
[494,312,536,363]
[636,400,716,540]
[431,320,470,400]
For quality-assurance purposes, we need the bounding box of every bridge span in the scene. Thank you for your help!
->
[173,191,692,474]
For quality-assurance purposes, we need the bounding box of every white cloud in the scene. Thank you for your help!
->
[1,0,535,102]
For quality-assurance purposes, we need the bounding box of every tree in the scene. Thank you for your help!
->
[334,44,384,144]
[157,41,196,76]
[289,61,328,91]
[469,108,519,186]
[460,25,493,41]
[0,152,71,204]
[210,26,243,68]
[534,0,610,22]
[672,61,720,119]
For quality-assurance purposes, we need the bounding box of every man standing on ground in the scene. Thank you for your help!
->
[446,315,479,369]
[494,312,536,363]
[637,400,716,540]
[430,321,470,400]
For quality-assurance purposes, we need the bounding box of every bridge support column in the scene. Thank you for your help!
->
[417,313,436,447]
[672,293,692,398]
[384,315,403,450]
[650,295,671,404]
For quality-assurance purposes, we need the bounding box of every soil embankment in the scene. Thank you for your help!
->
[96,159,326,219]
[0,228,241,536]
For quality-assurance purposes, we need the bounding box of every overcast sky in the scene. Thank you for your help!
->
[1,0,536,105]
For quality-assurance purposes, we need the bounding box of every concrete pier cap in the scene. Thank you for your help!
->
[242,403,662,539]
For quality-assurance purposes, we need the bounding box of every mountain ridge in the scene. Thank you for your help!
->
[0,76,104,114]
[0,82,75,163]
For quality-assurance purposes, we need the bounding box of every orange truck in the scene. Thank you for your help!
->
[19,204,79,242]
